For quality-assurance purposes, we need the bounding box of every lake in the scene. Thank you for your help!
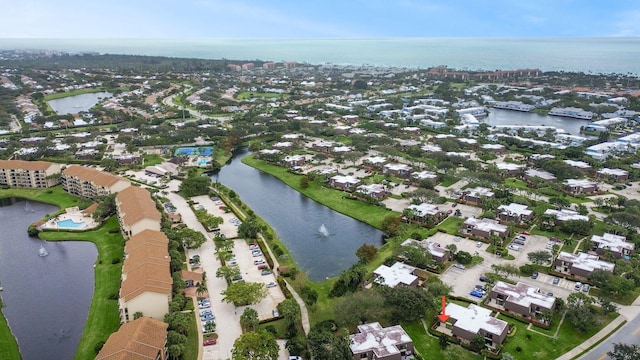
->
[483,108,588,135]
[0,198,97,360]
[212,148,385,281]
[47,91,112,115]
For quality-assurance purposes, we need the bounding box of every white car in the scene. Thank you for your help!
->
[507,244,520,251]
[266,282,277,288]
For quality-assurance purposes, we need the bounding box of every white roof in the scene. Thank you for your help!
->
[466,186,495,198]
[563,160,591,169]
[384,163,411,171]
[563,179,598,188]
[373,262,417,288]
[445,303,508,337]
[498,203,532,217]
[412,170,437,180]
[349,323,412,358]
[525,169,557,181]
[464,217,507,233]
[597,168,629,176]
[544,208,589,222]
[491,281,555,310]
[557,251,615,273]
[496,162,523,171]
[591,233,634,253]
[406,203,440,217]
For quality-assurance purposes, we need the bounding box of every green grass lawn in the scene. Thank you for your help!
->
[39,216,124,360]
[0,186,85,210]
[183,314,198,360]
[402,320,482,360]
[0,305,20,360]
[236,91,284,100]
[242,156,398,228]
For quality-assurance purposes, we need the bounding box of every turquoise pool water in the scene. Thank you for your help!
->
[197,159,210,165]
[57,219,86,229]
[175,146,213,156]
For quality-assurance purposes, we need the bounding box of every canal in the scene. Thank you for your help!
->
[213,148,385,281]
[0,198,97,360]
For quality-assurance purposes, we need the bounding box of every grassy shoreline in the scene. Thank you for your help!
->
[0,301,20,360]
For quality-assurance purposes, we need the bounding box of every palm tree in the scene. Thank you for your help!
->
[196,282,208,298]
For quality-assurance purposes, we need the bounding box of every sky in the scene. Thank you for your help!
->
[0,0,639,38]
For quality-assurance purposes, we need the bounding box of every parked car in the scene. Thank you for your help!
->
[252,251,263,257]
[520,231,531,235]
[254,259,266,265]
[453,264,466,270]
[261,269,272,275]
[531,272,539,279]
[451,203,458,207]
[574,282,583,290]
[479,276,491,282]
[508,244,520,251]
[203,339,217,346]
[547,292,554,297]
[476,241,483,248]
[470,290,484,298]
[266,282,277,288]
[513,239,525,245]
[553,277,560,285]
[258,264,269,270]
[582,284,590,292]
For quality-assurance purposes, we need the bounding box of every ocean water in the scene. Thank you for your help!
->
[0,38,639,75]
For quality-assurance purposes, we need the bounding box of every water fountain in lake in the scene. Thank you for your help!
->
[318,224,329,237]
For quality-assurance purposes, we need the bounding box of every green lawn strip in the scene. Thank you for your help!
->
[0,305,20,360]
[498,312,619,360]
[236,91,284,100]
[241,155,397,229]
[39,216,124,360]
[570,319,627,360]
[0,186,85,209]
[402,320,482,360]
[183,314,198,360]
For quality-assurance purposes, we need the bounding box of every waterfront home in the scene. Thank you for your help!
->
[349,322,414,360]
[590,233,635,259]
[462,217,509,239]
[61,165,131,199]
[492,100,535,112]
[283,154,307,168]
[555,252,615,279]
[487,281,556,323]
[355,183,388,200]
[497,203,534,225]
[596,168,629,182]
[372,262,419,288]
[562,179,599,195]
[115,186,162,238]
[96,317,168,360]
[403,203,446,226]
[0,159,62,188]
[439,303,509,347]
[401,238,449,263]
[549,106,593,120]
[329,174,360,191]
[460,186,495,206]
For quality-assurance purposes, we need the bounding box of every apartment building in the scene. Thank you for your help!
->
[61,164,130,199]
[0,159,61,188]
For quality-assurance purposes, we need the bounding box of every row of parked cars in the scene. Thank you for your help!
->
[198,298,217,334]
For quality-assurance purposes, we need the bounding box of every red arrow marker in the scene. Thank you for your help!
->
[437,295,450,322]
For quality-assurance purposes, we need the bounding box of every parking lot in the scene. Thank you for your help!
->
[433,231,582,301]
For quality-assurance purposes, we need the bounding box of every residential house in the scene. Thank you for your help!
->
[590,233,635,259]
[61,165,130,199]
[463,217,509,239]
[356,183,388,200]
[596,168,629,182]
[563,160,592,173]
[329,175,360,191]
[461,187,495,206]
[115,186,162,238]
[543,209,590,224]
[372,262,419,288]
[383,163,412,178]
[96,317,168,360]
[563,179,599,195]
[524,169,557,183]
[0,160,61,188]
[349,322,414,360]
[411,170,438,184]
[487,281,556,322]
[555,252,615,279]
[283,154,306,168]
[497,203,534,224]
[404,203,446,226]
[362,156,387,170]
[401,238,449,263]
[496,162,523,176]
[441,303,509,347]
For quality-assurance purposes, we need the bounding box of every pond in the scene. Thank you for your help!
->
[212,148,385,281]
[0,198,97,360]
[47,91,112,115]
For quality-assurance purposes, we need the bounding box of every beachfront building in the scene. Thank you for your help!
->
[562,179,599,195]
[96,317,168,360]
[463,217,509,239]
[497,203,534,225]
[487,281,556,323]
[590,233,635,259]
[349,322,414,360]
[61,164,130,199]
[115,186,162,238]
[372,262,419,288]
[119,229,172,323]
[0,159,62,188]
[439,303,509,347]
[554,252,615,279]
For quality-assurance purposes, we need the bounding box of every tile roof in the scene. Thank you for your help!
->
[120,262,172,302]
[116,187,162,227]
[0,159,55,171]
[63,165,128,188]
[96,317,167,360]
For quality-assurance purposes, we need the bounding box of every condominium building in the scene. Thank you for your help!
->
[0,160,62,188]
[61,165,130,199]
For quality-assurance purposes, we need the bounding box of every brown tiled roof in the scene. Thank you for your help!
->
[81,203,98,215]
[123,245,170,275]
[121,262,172,302]
[124,229,169,254]
[116,187,162,227]
[0,159,55,171]
[181,270,203,283]
[63,165,128,188]
[96,317,168,360]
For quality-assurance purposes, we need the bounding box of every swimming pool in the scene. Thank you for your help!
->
[57,219,86,229]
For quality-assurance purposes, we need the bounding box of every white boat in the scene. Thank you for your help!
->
[39,245,48,257]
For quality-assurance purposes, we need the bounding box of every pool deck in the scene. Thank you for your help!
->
[40,207,99,231]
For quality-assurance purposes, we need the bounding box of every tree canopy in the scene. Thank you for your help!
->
[222,282,267,306]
